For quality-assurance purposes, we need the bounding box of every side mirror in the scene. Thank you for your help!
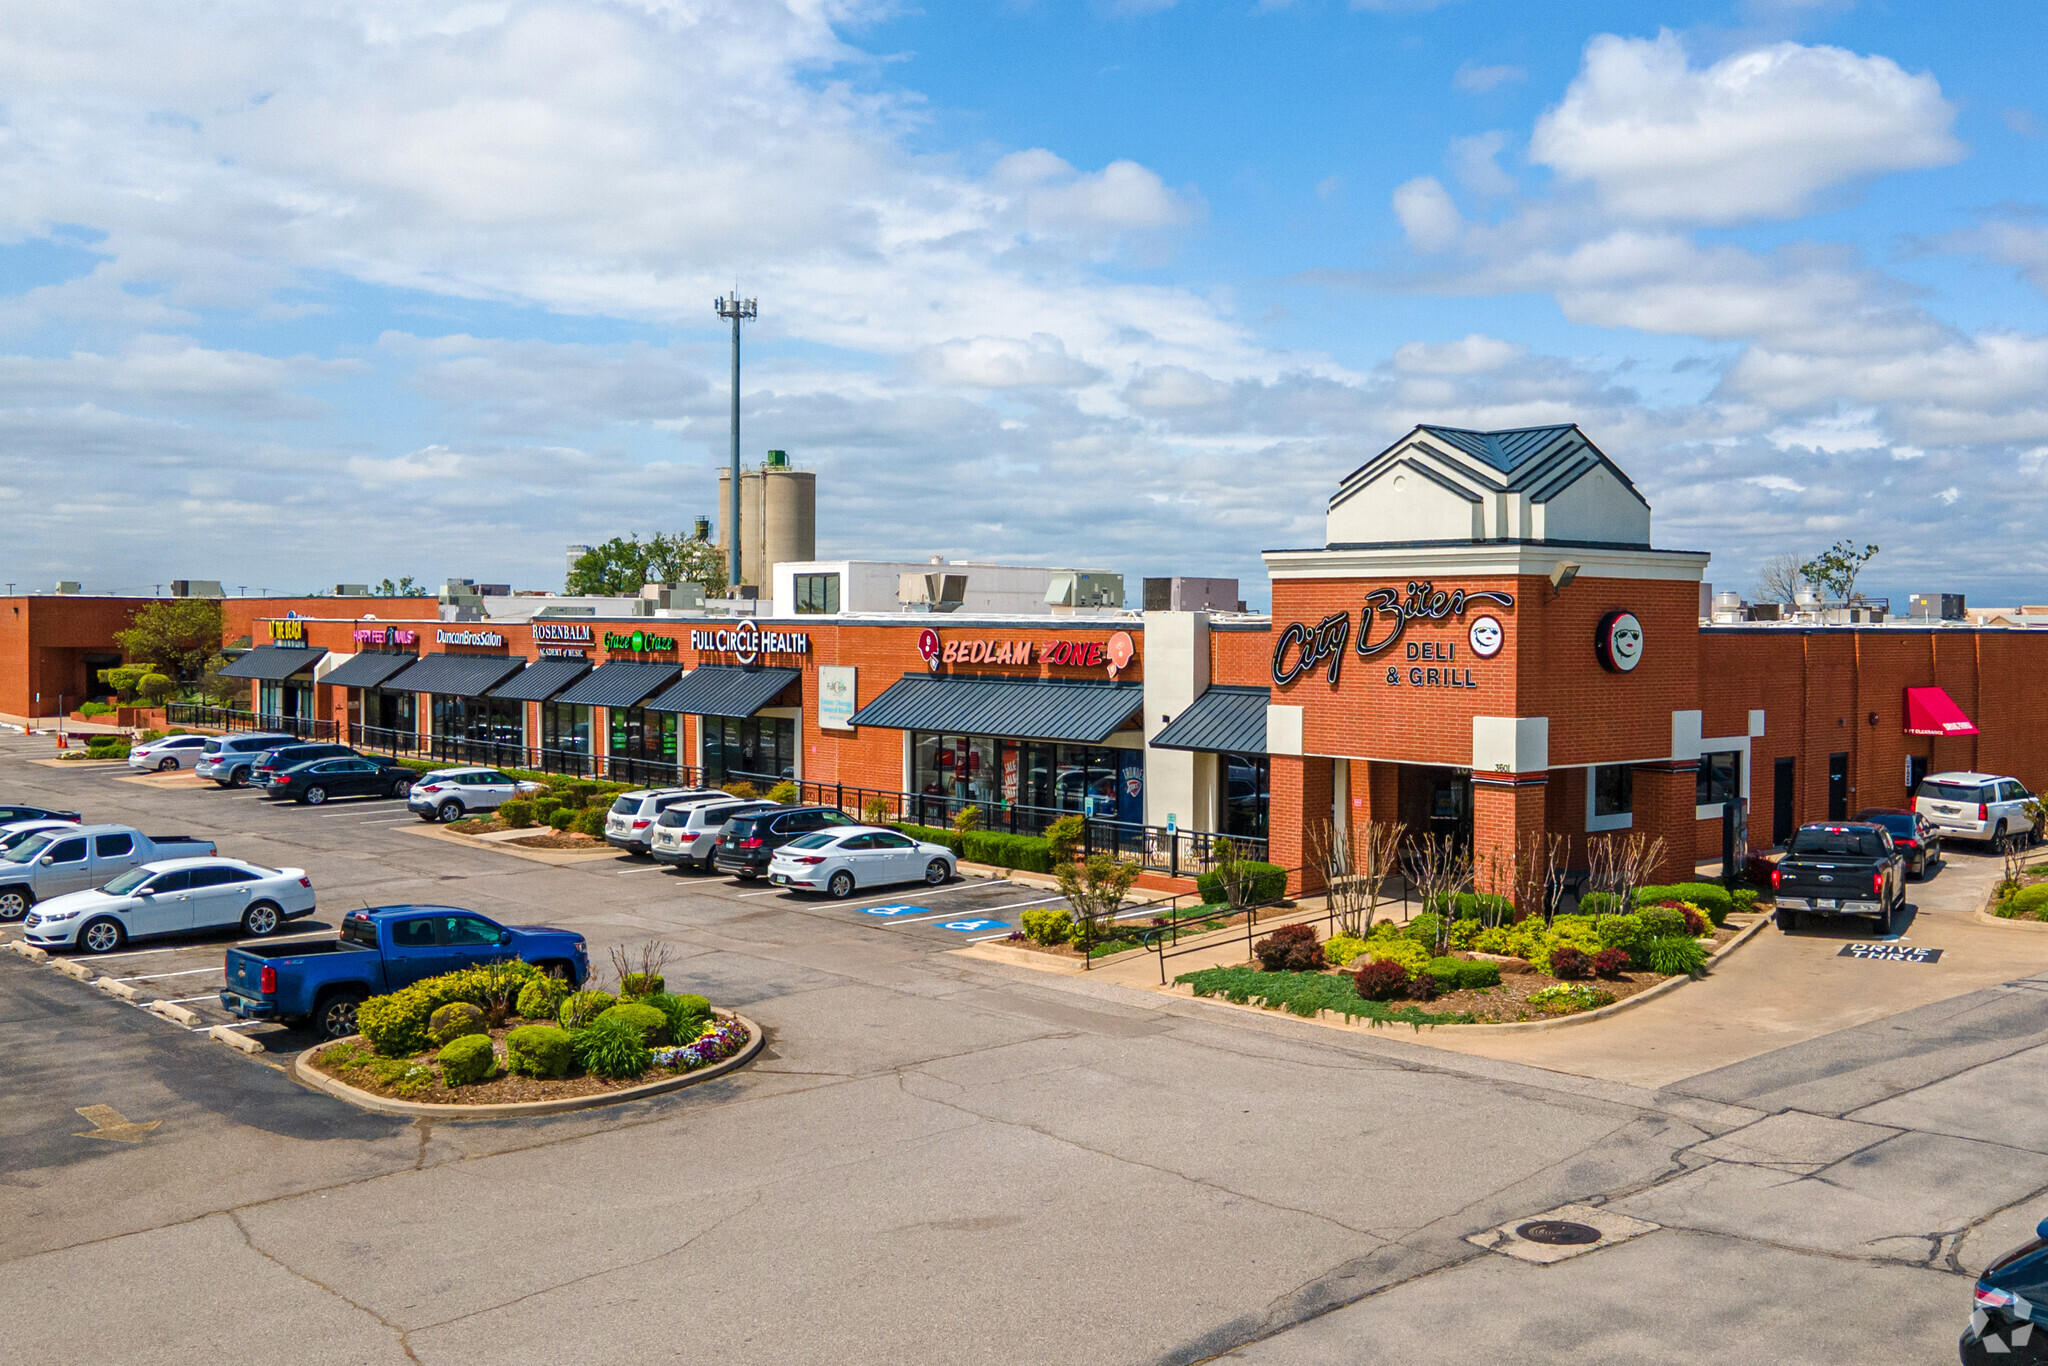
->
[498,931,513,946]
[135,887,155,897]
[2038,1217,2048,1242]
[39,856,53,866]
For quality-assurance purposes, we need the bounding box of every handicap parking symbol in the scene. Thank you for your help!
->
[860,904,924,917]
[936,919,1009,933]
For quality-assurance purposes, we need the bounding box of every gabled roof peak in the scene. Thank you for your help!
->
[1414,423,1582,474]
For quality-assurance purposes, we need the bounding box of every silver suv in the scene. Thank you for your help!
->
[604,788,727,854]
[651,798,776,871]
[1916,771,2040,850]
[407,768,544,823]
[195,733,296,788]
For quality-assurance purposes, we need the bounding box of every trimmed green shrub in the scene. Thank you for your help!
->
[1044,814,1085,865]
[618,972,664,998]
[595,1002,671,1045]
[499,799,536,829]
[358,989,433,1056]
[548,809,577,832]
[1637,906,1689,941]
[1577,891,1621,915]
[640,992,711,1041]
[1021,906,1075,945]
[1732,887,1759,914]
[766,781,801,805]
[1643,935,1709,976]
[505,1024,577,1079]
[1401,912,1441,949]
[515,975,571,1023]
[1423,956,1463,988]
[437,1032,498,1086]
[428,1001,487,1046]
[1195,860,1288,907]
[1364,938,1430,972]
[558,989,615,1029]
[1454,959,1501,989]
[573,1013,652,1078]
[572,805,607,838]
[1321,933,1369,967]
[961,831,1054,873]
[532,795,562,819]
[1427,892,1514,921]
[1595,913,1644,952]
[1638,882,1733,926]
[1997,884,2048,919]
[896,823,952,847]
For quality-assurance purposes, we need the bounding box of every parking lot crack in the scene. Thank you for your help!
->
[226,1209,422,1363]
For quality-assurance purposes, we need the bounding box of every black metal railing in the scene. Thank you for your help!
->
[1135,868,1408,983]
[165,704,337,741]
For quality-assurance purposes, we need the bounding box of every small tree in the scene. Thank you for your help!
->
[861,794,895,825]
[1512,830,1568,925]
[1588,831,1667,915]
[568,531,730,598]
[196,652,244,706]
[114,599,224,684]
[1045,814,1085,866]
[1056,853,1140,953]
[1753,553,1804,606]
[137,672,175,705]
[372,577,429,598]
[1402,833,1473,957]
[97,664,155,702]
[1313,818,1411,936]
[1800,540,1879,604]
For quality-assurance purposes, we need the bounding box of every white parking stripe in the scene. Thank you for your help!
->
[163,993,222,1004]
[56,945,183,961]
[115,967,225,982]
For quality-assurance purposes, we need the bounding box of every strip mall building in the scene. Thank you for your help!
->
[7,424,2044,890]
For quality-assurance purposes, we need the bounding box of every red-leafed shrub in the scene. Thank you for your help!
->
[1658,901,1709,936]
[1352,959,1410,1001]
[1406,971,1440,1001]
[1591,948,1631,980]
[1254,923,1326,972]
[1550,945,1592,981]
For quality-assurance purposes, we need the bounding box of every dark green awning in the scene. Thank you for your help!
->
[849,674,1141,743]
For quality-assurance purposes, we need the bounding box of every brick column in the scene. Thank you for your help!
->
[1631,761,1699,885]
[1471,773,1547,901]
[1269,755,1334,895]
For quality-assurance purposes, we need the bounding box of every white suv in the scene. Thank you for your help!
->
[407,768,544,823]
[651,798,776,871]
[195,733,296,787]
[604,788,727,854]
[1915,771,2040,850]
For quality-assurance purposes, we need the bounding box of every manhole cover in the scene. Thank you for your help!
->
[1515,1220,1602,1246]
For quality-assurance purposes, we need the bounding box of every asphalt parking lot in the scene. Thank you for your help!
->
[6,730,2048,1366]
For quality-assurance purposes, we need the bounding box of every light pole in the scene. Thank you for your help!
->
[713,291,757,593]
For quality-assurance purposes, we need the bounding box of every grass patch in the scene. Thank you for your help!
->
[1088,937,1142,959]
[1175,967,1473,1028]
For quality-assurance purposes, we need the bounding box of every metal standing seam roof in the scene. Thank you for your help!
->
[381,652,527,698]
[644,666,799,718]
[1151,686,1270,754]
[551,659,684,709]
[319,651,420,689]
[849,674,1143,744]
[217,646,328,681]
[1415,423,1580,473]
[487,655,594,702]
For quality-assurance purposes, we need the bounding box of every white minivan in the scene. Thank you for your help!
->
[1915,771,2040,850]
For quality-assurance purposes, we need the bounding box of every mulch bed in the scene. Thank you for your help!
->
[1004,909,1259,959]
[505,830,608,851]
[308,1023,690,1105]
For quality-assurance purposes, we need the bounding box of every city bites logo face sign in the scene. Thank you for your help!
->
[1272,582,1514,692]
[1595,611,1645,673]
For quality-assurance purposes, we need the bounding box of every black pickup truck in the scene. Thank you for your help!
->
[1770,822,1907,933]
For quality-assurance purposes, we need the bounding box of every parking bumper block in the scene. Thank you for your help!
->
[53,959,94,981]
[6,939,48,961]
[208,1024,263,1055]
[148,1000,201,1026]
[94,976,140,1001]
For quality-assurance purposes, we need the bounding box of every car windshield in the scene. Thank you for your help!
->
[786,833,837,850]
[610,797,638,815]
[102,868,156,894]
[0,827,54,851]
[1858,812,1916,836]
[2,833,56,864]
[655,809,689,828]
[1921,781,1987,802]
[724,817,762,838]
[1790,826,1886,857]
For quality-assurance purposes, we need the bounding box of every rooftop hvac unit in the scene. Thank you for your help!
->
[170,580,225,598]
[1143,576,1240,613]
[333,583,370,597]
[1044,571,1123,610]
[898,572,968,613]
[54,580,81,594]
[1908,593,1966,621]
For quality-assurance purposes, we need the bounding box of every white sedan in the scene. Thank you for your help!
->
[128,734,211,772]
[766,825,955,899]
[25,857,317,954]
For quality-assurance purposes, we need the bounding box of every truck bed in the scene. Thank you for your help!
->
[229,938,357,961]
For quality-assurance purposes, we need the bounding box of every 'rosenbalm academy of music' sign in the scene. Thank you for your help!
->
[1273,581,1514,692]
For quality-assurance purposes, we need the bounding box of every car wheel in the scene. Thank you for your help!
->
[1993,821,2010,853]
[301,786,327,806]
[828,870,855,899]
[316,990,367,1040]
[156,757,176,772]
[241,902,282,937]
[0,888,31,921]
[390,777,413,798]
[1775,908,1799,933]
[924,858,949,885]
[229,766,250,788]
[437,800,464,823]
[80,917,125,954]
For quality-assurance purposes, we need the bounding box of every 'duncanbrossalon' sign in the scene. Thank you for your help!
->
[1272,581,1514,691]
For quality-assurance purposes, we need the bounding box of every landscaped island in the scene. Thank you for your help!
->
[307,958,750,1104]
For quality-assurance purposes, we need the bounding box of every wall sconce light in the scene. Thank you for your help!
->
[1550,561,1580,595]
[1868,712,1880,726]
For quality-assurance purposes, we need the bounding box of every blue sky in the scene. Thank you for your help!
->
[2,0,2046,608]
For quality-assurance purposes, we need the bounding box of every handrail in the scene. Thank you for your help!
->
[1142,870,1413,984]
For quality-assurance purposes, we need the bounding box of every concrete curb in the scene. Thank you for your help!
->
[398,821,625,866]
[94,976,140,1001]
[148,1000,201,1026]
[209,1024,263,1055]
[6,940,48,962]
[53,959,94,981]
[291,1010,764,1120]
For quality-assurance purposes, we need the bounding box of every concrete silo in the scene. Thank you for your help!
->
[717,450,816,592]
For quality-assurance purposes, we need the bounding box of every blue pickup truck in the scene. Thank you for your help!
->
[220,905,588,1039]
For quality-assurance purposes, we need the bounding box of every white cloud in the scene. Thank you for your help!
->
[1392,176,1463,252]
[1453,62,1526,94]
[1391,334,1528,374]
[1447,131,1516,197]
[913,335,1102,390]
[1530,32,1963,223]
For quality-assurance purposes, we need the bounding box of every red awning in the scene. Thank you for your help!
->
[1904,687,1979,737]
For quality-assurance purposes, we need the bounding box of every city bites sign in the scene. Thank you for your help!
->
[1272,582,1515,691]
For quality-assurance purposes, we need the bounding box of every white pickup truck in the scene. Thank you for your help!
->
[0,825,217,922]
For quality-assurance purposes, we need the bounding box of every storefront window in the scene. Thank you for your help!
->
[1594,765,1633,817]
[704,715,793,785]
[793,573,840,614]
[259,679,313,719]
[609,706,678,763]
[361,688,416,743]
[1221,754,1268,841]
[913,733,1143,831]
[542,702,592,756]
[430,694,524,761]
[1698,752,1740,807]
